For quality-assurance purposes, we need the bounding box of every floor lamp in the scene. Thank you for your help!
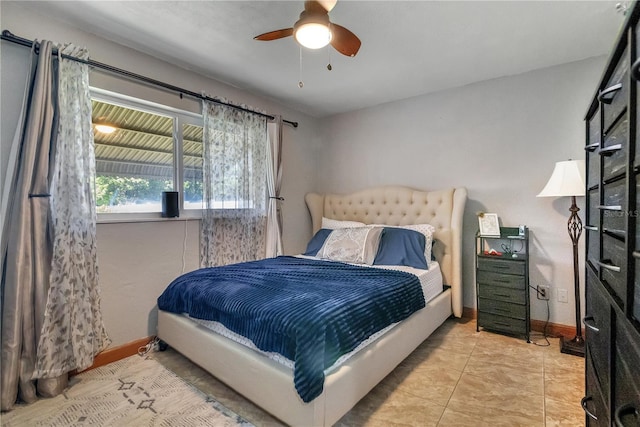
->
[537,159,586,357]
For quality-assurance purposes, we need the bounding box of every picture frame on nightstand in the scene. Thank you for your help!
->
[478,213,500,237]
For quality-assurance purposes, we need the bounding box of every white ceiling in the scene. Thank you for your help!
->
[26,1,626,117]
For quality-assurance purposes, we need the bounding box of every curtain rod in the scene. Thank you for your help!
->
[1,30,299,128]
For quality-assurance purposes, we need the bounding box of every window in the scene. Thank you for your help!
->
[182,122,203,209]
[91,89,203,217]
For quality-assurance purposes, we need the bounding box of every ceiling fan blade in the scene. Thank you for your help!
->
[254,28,294,41]
[317,0,337,12]
[330,23,361,57]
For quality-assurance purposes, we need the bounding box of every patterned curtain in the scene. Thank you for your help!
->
[1,41,110,411]
[33,44,110,377]
[265,117,284,258]
[200,99,268,267]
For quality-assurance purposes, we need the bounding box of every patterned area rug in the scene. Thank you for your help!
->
[2,355,254,426]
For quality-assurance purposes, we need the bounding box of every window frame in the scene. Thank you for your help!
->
[91,88,204,223]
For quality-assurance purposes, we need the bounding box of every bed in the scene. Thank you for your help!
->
[157,186,467,426]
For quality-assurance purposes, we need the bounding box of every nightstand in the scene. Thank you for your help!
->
[475,226,530,342]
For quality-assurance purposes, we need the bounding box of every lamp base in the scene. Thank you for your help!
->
[560,335,585,357]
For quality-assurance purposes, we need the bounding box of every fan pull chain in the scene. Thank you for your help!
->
[327,44,332,71]
[298,47,304,88]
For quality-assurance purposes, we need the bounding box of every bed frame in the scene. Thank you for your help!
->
[157,186,467,426]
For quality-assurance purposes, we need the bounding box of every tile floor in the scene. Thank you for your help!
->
[154,317,586,426]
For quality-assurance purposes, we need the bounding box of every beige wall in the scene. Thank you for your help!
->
[317,56,607,327]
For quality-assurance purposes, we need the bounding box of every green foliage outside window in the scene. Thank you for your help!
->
[95,175,203,211]
[183,180,203,202]
[95,176,172,208]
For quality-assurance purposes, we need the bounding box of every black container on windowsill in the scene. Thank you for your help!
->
[162,191,179,218]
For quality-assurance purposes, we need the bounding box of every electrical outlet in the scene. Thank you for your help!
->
[558,289,568,303]
[537,285,550,300]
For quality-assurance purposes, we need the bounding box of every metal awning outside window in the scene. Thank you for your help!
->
[92,100,203,181]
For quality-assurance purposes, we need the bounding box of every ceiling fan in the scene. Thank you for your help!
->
[254,0,361,57]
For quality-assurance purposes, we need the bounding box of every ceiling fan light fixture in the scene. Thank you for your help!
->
[294,22,332,49]
[254,1,360,57]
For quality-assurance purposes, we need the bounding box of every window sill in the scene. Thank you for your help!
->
[97,210,203,224]
[96,208,260,224]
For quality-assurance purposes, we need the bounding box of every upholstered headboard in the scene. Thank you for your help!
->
[305,186,467,318]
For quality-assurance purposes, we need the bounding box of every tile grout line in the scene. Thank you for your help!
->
[435,324,480,426]
[452,328,548,425]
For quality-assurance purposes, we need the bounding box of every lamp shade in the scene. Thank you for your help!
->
[537,160,586,197]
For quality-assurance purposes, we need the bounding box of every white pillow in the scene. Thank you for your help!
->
[317,226,383,265]
[374,223,436,263]
[321,217,366,230]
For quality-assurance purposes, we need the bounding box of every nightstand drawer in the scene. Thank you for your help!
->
[476,270,525,289]
[478,284,526,304]
[478,297,526,320]
[477,258,525,275]
[477,312,526,335]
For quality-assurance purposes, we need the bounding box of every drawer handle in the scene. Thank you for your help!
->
[598,205,622,211]
[494,279,513,284]
[585,142,600,152]
[494,293,511,298]
[583,316,600,333]
[603,228,626,239]
[599,144,623,156]
[584,225,599,231]
[597,260,621,273]
[494,308,511,313]
[581,396,598,420]
[615,403,639,427]
[598,83,623,104]
[632,251,640,259]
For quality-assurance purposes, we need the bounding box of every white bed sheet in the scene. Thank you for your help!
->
[186,259,443,373]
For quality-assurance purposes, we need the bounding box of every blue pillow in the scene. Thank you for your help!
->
[303,228,332,256]
[373,227,429,270]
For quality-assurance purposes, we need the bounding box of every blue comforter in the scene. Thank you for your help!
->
[157,256,425,402]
